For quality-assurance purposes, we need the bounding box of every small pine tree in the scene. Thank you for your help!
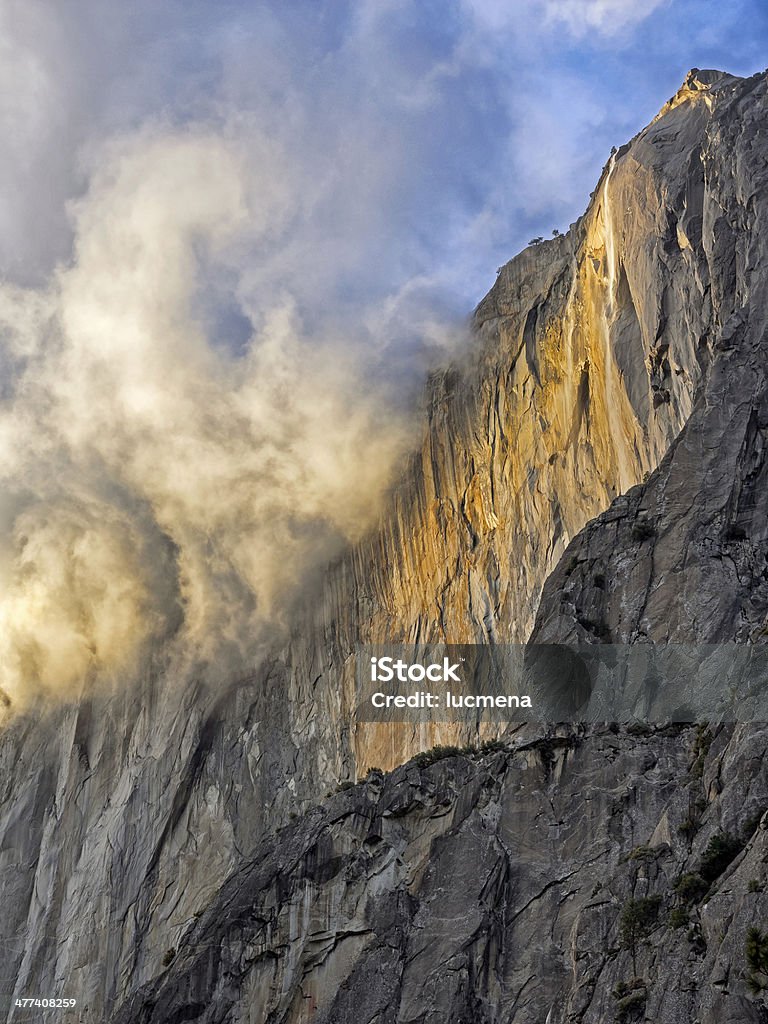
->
[700,832,743,882]
[620,897,660,975]
[746,927,768,973]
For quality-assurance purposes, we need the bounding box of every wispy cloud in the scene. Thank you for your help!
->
[463,0,665,38]
[543,0,667,36]
[0,123,415,701]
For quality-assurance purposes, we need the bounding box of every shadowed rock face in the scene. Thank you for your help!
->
[2,67,768,1023]
[111,727,768,1024]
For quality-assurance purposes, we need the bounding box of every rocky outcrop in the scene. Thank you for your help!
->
[1,66,768,1023]
[112,726,768,1024]
[530,68,768,649]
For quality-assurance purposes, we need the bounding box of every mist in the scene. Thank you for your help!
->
[0,120,432,704]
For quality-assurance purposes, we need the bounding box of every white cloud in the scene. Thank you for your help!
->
[0,1,495,705]
[463,0,665,38]
[0,124,415,703]
[544,0,667,36]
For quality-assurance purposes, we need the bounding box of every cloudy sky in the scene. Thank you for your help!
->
[0,0,765,700]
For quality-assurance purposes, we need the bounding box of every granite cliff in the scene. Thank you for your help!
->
[2,67,768,1022]
[113,726,768,1024]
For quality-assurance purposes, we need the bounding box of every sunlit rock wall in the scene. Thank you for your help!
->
[339,69,735,770]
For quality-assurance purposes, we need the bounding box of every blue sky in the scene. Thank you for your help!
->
[1,0,766,338]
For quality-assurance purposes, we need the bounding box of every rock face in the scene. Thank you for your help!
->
[1,66,768,1023]
[530,68,768,649]
[111,727,768,1024]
